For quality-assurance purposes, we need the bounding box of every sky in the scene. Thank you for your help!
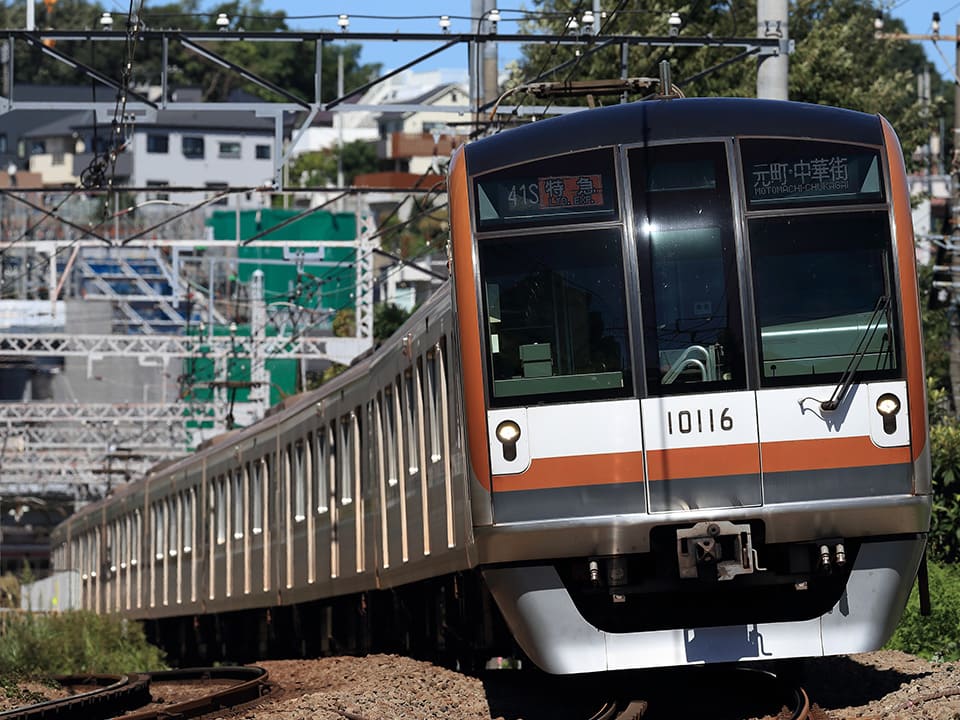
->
[107,0,960,84]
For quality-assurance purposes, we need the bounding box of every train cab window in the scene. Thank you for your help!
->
[630,142,745,395]
[748,211,898,383]
[740,138,898,385]
[479,226,631,405]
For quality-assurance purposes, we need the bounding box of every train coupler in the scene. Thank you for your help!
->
[676,521,758,581]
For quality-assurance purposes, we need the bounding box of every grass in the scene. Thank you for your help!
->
[887,560,960,662]
[0,610,167,678]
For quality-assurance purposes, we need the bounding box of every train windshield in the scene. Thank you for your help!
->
[478,227,633,405]
[743,137,897,385]
[749,211,898,384]
[629,142,746,395]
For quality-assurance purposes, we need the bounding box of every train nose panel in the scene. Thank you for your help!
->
[641,391,762,512]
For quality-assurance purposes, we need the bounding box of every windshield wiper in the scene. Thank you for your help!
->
[820,295,890,412]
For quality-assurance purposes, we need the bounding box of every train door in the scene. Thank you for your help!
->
[739,138,912,504]
[629,141,762,513]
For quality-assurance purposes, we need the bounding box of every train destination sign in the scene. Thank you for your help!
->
[741,140,884,208]
[475,148,617,230]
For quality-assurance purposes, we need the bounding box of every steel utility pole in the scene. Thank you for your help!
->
[951,22,960,412]
[757,0,789,99]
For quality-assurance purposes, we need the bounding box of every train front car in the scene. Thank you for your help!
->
[448,98,931,674]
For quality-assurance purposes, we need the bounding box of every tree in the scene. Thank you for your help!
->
[0,0,381,104]
[289,141,381,187]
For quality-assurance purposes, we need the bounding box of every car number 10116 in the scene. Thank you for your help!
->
[666,408,733,435]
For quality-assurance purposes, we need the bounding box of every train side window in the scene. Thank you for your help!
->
[182,490,192,553]
[167,495,181,557]
[250,461,263,533]
[403,370,419,475]
[216,476,227,545]
[340,415,353,505]
[233,470,244,539]
[326,423,337,509]
[132,510,140,566]
[93,528,101,579]
[426,348,442,463]
[154,502,165,560]
[384,383,399,486]
[294,440,306,522]
[630,142,745,395]
[119,517,128,570]
[315,434,329,514]
[106,524,115,574]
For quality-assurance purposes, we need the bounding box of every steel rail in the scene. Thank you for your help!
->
[0,666,270,720]
[118,666,272,720]
[0,673,151,720]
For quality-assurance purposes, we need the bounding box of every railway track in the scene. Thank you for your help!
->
[0,666,271,720]
[596,666,814,720]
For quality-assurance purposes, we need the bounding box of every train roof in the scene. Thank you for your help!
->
[464,97,885,175]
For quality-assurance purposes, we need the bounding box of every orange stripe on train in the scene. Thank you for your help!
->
[646,443,759,482]
[493,451,645,492]
[762,435,911,473]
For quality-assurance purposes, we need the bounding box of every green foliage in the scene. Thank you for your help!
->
[289,141,381,187]
[0,611,167,677]
[929,413,960,563]
[289,150,338,187]
[0,0,381,103]
[920,265,951,395]
[374,303,412,341]
[888,561,960,661]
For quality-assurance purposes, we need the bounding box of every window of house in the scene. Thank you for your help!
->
[146,181,170,202]
[147,134,170,153]
[182,136,205,159]
[29,140,46,155]
[0,135,7,153]
[219,141,241,159]
[255,144,271,160]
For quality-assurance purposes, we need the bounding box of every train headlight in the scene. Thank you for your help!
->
[876,394,900,416]
[495,420,521,461]
[876,393,901,435]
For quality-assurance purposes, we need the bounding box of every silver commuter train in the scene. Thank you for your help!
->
[51,97,931,673]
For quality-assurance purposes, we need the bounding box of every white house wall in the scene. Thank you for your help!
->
[130,129,276,206]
